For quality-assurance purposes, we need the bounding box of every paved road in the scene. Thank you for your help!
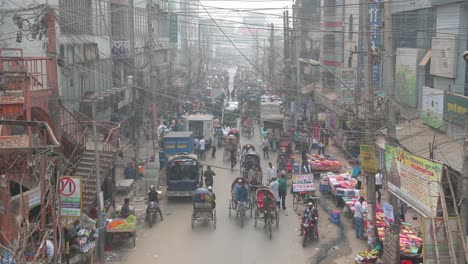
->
[108,68,342,264]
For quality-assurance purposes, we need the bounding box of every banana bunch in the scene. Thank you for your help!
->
[358,251,368,258]
[369,249,379,257]
[357,249,379,259]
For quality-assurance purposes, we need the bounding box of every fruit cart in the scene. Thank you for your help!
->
[105,216,137,247]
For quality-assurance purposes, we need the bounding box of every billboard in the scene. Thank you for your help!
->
[421,87,444,129]
[359,0,382,93]
[396,48,419,107]
[444,92,468,127]
[430,35,457,78]
[385,145,443,217]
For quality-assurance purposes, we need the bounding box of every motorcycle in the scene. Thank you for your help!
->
[301,216,319,247]
[146,201,163,227]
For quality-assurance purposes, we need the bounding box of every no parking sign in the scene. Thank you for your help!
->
[59,176,82,217]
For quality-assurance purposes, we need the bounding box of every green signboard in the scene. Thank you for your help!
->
[444,93,468,126]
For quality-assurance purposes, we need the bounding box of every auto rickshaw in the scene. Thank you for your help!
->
[166,153,203,197]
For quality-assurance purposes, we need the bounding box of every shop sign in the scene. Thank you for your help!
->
[292,174,315,192]
[430,35,457,78]
[422,217,461,263]
[360,144,378,173]
[59,176,82,217]
[382,202,394,225]
[28,189,41,209]
[421,87,444,129]
[384,145,443,217]
[444,92,468,127]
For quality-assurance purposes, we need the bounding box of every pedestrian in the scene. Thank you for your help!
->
[354,196,365,239]
[262,137,270,159]
[199,136,206,160]
[267,162,276,183]
[204,165,216,187]
[211,144,217,158]
[278,173,287,209]
[398,199,408,222]
[230,150,237,170]
[270,176,280,208]
[159,150,165,170]
[375,169,383,204]
[301,149,310,173]
[294,130,300,152]
[318,141,325,155]
[194,137,200,159]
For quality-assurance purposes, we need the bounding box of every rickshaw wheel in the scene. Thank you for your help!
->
[254,210,258,227]
[250,201,253,217]
[302,234,307,248]
[275,210,279,228]
[213,209,217,229]
[228,200,232,217]
[293,195,299,211]
[268,216,272,240]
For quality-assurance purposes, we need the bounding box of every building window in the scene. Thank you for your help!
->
[59,0,92,35]
[111,4,128,38]
[324,0,336,17]
[349,15,353,40]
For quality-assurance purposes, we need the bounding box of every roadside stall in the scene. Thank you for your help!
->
[307,154,342,173]
[105,215,137,248]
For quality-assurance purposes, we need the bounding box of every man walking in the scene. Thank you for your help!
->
[194,137,200,160]
[267,162,276,184]
[278,173,287,209]
[354,197,365,239]
[318,141,325,155]
[301,149,310,173]
[262,137,270,159]
[375,169,383,204]
[199,136,206,160]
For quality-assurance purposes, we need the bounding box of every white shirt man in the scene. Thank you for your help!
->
[375,171,383,186]
[46,239,54,261]
[269,178,280,204]
[199,138,206,151]
[267,164,276,182]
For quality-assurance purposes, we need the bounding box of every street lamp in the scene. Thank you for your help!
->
[299,58,354,94]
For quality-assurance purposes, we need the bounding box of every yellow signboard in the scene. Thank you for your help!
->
[360,144,378,173]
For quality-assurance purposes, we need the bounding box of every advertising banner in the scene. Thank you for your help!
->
[360,144,378,173]
[385,145,442,217]
[396,48,419,107]
[444,92,468,127]
[422,217,461,263]
[292,174,315,192]
[421,87,444,129]
[382,202,394,225]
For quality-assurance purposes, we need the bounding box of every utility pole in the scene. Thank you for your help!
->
[363,0,377,248]
[255,30,259,79]
[295,19,301,132]
[355,0,364,116]
[463,114,468,236]
[92,100,104,263]
[269,23,275,86]
[383,0,400,258]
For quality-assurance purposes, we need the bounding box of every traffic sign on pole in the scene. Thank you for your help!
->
[59,176,82,217]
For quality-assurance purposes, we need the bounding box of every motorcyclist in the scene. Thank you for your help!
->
[299,202,318,236]
[146,185,162,220]
[204,166,216,187]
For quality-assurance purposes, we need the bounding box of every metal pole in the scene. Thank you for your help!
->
[463,113,468,236]
[91,100,104,263]
[363,0,377,248]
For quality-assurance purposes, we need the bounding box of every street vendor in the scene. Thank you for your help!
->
[120,198,131,219]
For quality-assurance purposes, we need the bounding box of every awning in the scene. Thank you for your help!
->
[419,50,432,66]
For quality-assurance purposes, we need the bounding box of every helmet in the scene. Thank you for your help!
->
[308,202,313,207]
[150,185,155,191]
[238,179,243,183]
[208,186,213,191]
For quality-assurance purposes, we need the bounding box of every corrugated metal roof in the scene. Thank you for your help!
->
[379,119,463,172]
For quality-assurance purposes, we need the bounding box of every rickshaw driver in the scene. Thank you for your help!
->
[261,192,275,219]
[146,185,162,219]
[234,179,249,210]
[299,202,318,236]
